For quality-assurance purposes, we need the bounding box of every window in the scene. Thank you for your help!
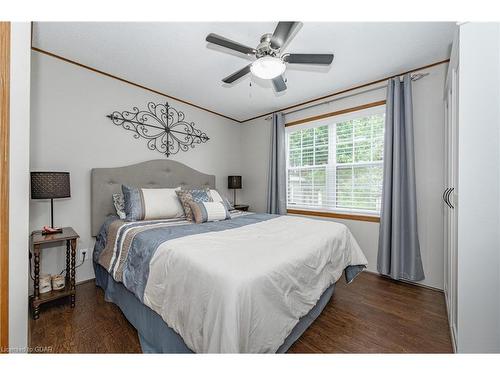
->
[286,103,385,217]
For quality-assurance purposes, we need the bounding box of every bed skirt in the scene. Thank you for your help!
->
[93,261,336,353]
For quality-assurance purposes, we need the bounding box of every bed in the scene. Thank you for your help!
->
[91,160,368,353]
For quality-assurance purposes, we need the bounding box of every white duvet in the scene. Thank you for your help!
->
[143,215,367,353]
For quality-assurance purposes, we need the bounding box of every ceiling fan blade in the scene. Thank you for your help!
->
[270,22,301,50]
[222,64,252,83]
[283,53,334,65]
[272,75,287,92]
[206,33,256,55]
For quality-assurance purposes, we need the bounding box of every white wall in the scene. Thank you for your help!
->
[240,63,447,289]
[456,22,500,353]
[9,22,31,352]
[30,51,242,283]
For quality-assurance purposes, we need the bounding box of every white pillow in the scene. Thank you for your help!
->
[141,187,184,219]
[122,185,185,220]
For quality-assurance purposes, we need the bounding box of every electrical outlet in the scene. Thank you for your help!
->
[78,248,88,263]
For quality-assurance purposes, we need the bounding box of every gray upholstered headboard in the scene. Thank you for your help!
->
[91,159,216,236]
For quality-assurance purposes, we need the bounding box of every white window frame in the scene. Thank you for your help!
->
[285,104,385,217]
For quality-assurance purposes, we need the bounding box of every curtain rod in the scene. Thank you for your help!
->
[263,72,429,120]
[254,58,449,122]
[264,71,430,120]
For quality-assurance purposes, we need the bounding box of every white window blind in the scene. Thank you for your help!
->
[286,104,385,216]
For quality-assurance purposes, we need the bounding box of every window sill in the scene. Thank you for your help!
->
[286,209,380,223]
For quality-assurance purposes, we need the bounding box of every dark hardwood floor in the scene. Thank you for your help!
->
[29,272,453,353]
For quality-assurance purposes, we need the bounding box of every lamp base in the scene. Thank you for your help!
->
[41,226,63,235]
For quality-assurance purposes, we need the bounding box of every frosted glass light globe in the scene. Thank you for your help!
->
[250,56,286,79]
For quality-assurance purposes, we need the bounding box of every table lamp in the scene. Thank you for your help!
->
[31,171,71,235]
[228,175,242,206]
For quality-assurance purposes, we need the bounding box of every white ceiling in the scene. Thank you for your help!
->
[33,22,456,122]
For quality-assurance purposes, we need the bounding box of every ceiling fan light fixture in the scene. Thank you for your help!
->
[250,56,286,80]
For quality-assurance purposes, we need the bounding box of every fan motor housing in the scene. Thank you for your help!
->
[256,33,279,57]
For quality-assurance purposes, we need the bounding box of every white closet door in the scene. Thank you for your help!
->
[444,60,459,352]
[444,90,453,328]
[447,65,459,350]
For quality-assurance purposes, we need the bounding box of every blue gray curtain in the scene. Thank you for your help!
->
[266,112,287,214]
[377,74,424,281]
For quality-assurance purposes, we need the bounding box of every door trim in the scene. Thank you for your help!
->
[0,21,10,353]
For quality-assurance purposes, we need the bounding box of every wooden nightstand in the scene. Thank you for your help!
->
[30,227,79,320]
[233,204,249,211]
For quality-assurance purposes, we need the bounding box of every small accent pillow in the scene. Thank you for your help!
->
[122,185,185,221]
[208,189,234,211]
[188,201,230,224]
[175,188,212,221]
[112,193,126,220]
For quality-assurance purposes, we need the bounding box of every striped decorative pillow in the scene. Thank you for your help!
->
[175,188,213,221]
[122,185,185,221]
[188,201,231,224]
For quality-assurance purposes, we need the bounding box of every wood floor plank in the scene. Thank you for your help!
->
[29,272,453,353]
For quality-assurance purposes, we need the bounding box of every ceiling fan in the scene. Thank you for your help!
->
[206,22,334,92]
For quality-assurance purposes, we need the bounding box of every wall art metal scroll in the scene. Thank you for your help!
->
[106,102,209,157]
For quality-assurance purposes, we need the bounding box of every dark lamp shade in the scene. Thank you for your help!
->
[31,172,71,199]
[228,176,242,189]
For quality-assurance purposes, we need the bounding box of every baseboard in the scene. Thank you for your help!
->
[363,269,444,292]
